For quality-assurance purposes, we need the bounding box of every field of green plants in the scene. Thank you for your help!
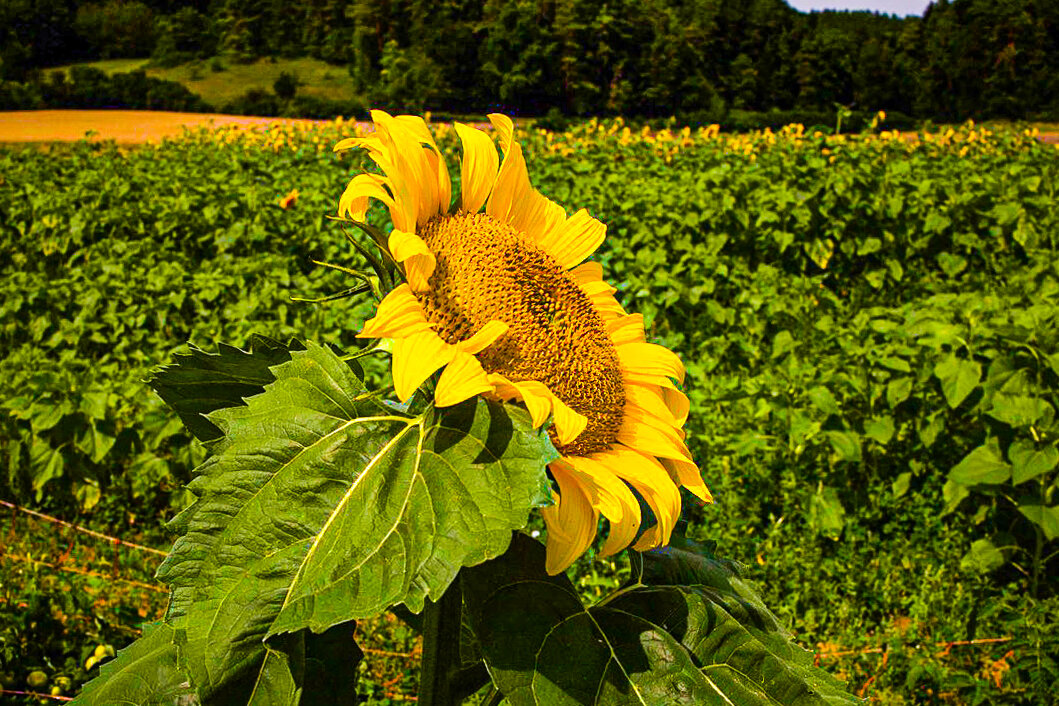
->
[1,118,1057,704]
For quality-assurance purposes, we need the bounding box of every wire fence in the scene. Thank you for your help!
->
[1,500,168,557]
[1,501,1019,701]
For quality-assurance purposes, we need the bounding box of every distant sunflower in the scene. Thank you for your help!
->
[335,111,712,574]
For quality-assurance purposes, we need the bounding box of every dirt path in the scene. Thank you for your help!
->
[0,109,330,144]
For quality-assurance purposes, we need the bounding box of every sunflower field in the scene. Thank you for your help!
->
[1,117,1058,705]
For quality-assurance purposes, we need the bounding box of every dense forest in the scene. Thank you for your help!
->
[1,0,1057,120]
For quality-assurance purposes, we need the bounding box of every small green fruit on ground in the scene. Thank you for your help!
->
[26,670,48,689]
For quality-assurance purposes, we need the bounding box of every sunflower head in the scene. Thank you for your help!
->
[336,110,712,574]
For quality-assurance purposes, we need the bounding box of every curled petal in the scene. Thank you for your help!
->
[661,456,713,504]
[391,331,455,402]
[565,456,641,557]
[660,386,690,426]
[358,284,433,339]
[539,208,607,270]
[569,261,604,286]
[550,396,588,446]
[606,314,646,346]
[388,230,436,292]
[486,375,587,444]
[338,173,394,222]
[616,342,686,385]
[542,463,598,575]
[395,115,451,211]
[435,352,493,407]
[455,320,509,354]
[600,446,681,548]
[485,114,567,246]
[488,377,555,428]
[616,408,693,463]
[455,122,500,213]
[623,384,679,428]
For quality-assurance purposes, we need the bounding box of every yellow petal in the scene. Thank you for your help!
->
[434,351,493,407]
[372,111,439,228]
[632,524,662,552]
[454,320,509,354]
[569,261,603,286]
[358,284,433,339]
[661,457,713,503]
[333,135,383,153]
[587,288,627,320]
[606,314,646,346]
[660,386,690,426]
[483,375,586,444]
[487,376,554,428]
[337,173,394,222]
[565,455,641,557]
[395,115,451,213]
[388,230,436,292]
[599,446,680,547]
[488,113,515,148]
[542,462,598,575]
[616,342,686,385]
[391,330,456,402]
[550,396,588,446]
[623,384,678,427]
[455,122,499,213]
[485,114,567,246]
[579,280,617,298]
[616,408,693,463]
[539,208,607,269]
[396,118,451,216]
[342,120,418,232]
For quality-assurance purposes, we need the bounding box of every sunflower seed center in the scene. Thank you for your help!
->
[417,212,625,455]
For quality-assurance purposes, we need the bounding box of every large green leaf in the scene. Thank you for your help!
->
[948,443,1011,485]
[1009,441,1058,485]
[933,355,981,409]
[156,342,554,703]
[71,623,191,706]
[147,335,304,442]
[463,534,858,706]
[1018,504,1059,541]
[243,623,361,706]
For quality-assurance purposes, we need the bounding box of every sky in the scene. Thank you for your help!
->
[786,0,931,16]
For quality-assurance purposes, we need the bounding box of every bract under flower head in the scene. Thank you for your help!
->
[335,110,712,574]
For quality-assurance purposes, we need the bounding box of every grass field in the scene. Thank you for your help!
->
[44,56,359,108]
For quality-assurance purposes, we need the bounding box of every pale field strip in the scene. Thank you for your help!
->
[1,110,1056,145]
[0,109,343,144]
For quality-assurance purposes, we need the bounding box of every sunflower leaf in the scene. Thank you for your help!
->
[70,622,192,706]
[156,341,555,702]
[146,335,306,442]
[464,534,859,706]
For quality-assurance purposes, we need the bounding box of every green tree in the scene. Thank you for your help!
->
[151,6,216,66]
[74,1,156,59]
[374,38,444,112]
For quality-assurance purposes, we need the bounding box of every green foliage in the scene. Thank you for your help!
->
[0,66,214,112]
[373,39,445,114]
[8,0,1059,120]
[151,6,218,67]
[72,623,189,706]
[142,341,554,702]
[273,71,300,100]
[2,120,1058,703]
[73,0,156,60]
[464,533,858,705]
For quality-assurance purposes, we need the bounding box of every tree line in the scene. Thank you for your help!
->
[1,0,1056,121]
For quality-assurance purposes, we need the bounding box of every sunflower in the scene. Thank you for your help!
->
[335,111,712,574]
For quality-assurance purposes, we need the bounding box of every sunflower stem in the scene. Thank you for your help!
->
[419,580,464,706]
